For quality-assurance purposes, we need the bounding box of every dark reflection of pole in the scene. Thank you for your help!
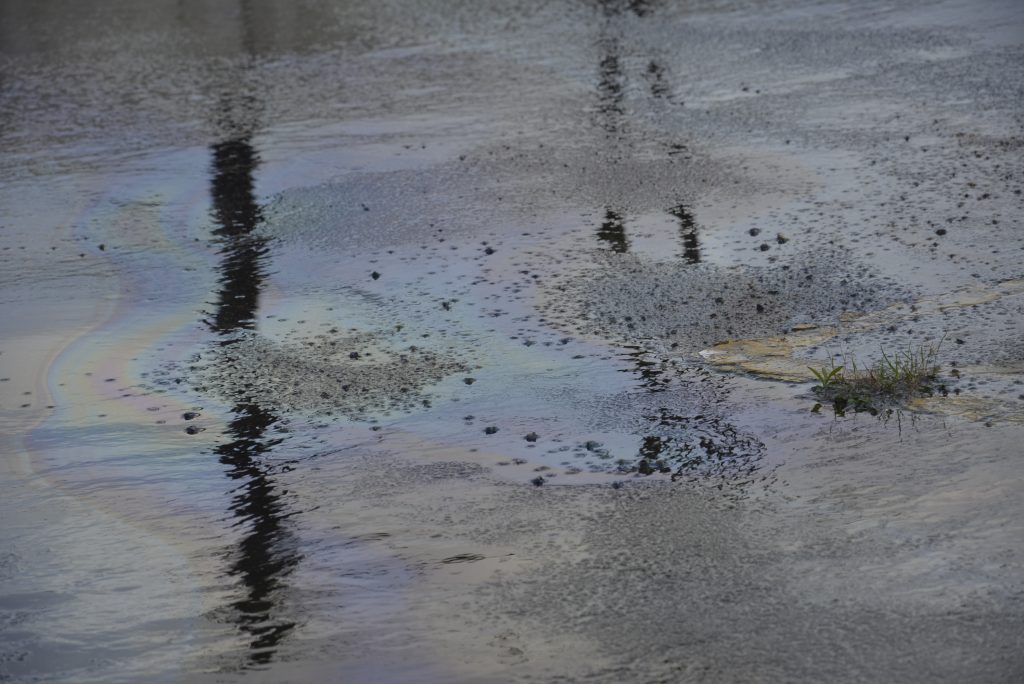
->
[594,0,654,18]
[596,208,630,253]
[597,46,624,129]
[646,60,668,98]
[627,0,655,17]
[584,1,761,491]
[208,127,299,666]
[210,138,269,333]
[620,345,668,392]
[669,203,701,264]
[594,1,625,136]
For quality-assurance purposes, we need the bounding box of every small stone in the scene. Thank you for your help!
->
[484,426,499,435]
[525,432,539,442]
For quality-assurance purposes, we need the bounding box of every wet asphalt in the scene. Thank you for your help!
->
[1,1,1023,682]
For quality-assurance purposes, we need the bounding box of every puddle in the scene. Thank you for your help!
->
[2,1,1023,682]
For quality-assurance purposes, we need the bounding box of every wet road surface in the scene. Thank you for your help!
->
[1,1,1023,682]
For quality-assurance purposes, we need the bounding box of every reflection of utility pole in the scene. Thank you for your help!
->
[628,0,655,17]
[587,1,752,489]
[202,2,299,666]
[215,405,295,664]
[209,138,267,333]
[595,0,654,18]
[593,1,628,249]
[596,208,629,253]
[594,1,626,136]
[646,60,668,98]
[669,204,700,264]
[208,124,299,666]
[597,47,624,132]
[620,345,669,391]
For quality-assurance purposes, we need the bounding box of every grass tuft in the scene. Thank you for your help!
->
[808,340,943,416]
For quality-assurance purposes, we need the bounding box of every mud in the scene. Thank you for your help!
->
[550,249,907,352]
[182,329,468,419]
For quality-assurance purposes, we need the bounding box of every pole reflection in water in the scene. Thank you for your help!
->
[208,130,300,666]
[583,1,763,490]
[596,208,630,253]
[594,1,627,136]
[209,138,269,334]
[669,203,701,264]
[597,45,625,130]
